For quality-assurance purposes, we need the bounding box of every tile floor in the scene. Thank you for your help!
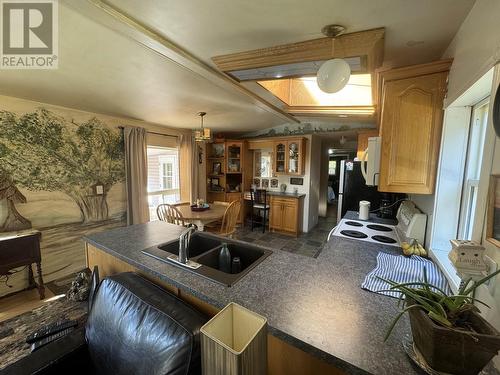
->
[233,204,338,258]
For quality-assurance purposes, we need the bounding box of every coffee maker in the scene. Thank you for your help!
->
[377,193,406,219]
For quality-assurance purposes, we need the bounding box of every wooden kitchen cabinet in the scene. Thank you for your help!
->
[269,196,303,236]
[356,130,379,159]
[378,60,451,194]
[273,137,305,176]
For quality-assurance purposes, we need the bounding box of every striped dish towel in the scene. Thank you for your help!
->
[362,252,452,298]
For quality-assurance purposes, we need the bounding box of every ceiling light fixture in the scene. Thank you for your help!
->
[194,111,211,142]
[317,24,350,94]
[317,58,351,94]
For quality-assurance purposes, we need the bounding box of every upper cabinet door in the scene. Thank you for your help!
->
[226,142,242,173]
[274,142,287,175]
[379,69,448,194]
[287,140,303,175]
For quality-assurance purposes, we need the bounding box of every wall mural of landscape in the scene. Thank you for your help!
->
[0,101,127,297]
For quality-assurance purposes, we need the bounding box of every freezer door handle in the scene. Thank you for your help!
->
[337,193,343,224]
[338,160,346,195]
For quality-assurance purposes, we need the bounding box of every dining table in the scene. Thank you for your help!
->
[175,203,227,231]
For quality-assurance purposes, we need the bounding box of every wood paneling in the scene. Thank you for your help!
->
[356,130,379,159]
[378,61,450,194]
[85,244,344,375]
[212,28,385,75]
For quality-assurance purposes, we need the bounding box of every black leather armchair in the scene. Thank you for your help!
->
[6,272,208,375]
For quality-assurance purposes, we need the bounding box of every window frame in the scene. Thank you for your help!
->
[146,145,181,221]
[457,98,490,240]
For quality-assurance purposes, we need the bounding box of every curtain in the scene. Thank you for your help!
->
[124,126,150,225]
[178,133,199,203]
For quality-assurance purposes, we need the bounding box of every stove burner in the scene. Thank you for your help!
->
[367,224,393,232]
[372,235,397,244]
[345,221,363,227]
[340,230,368,239]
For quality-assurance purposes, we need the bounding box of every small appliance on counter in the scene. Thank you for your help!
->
[331,201,427,247]
[359,200,370,220]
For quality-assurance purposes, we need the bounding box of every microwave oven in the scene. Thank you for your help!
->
[360,136,381,186]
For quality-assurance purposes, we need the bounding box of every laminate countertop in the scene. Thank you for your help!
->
[83,221,420,375]
[244,191,306,199]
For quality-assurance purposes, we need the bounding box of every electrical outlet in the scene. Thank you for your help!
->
[484,255,498,295]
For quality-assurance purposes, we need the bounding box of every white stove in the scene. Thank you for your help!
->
[329,201,427,248]
[332,219,401,247]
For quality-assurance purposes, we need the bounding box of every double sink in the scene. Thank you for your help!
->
[141,232,272,286]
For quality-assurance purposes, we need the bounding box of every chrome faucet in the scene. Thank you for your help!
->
[178,225,196,264]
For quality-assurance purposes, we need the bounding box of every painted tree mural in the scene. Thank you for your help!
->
[0,108,124,226]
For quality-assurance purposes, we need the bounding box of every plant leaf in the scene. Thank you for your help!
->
[463,269,500,296]
[428,311,453,327]
[384,304,425,341]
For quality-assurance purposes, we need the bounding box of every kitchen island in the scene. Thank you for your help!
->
[83,221,420,375]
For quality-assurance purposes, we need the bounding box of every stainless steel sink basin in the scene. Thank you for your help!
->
[157,233,221,257]
[141,232,272,286]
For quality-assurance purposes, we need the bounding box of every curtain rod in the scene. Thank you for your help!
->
[118,126,179,138]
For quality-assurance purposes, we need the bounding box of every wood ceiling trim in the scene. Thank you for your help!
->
[212,28,385,73]
[65,0,299,124]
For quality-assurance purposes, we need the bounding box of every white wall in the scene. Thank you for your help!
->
[307,135,322,229]
[443,0,500,106]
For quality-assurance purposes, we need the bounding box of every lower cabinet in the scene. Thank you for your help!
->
[269,196,303,237]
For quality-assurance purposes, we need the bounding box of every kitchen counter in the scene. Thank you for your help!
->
[244,190,306,199]
[83,221,420,375]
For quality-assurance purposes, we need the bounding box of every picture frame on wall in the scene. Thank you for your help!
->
[487,174,500,247]
[212,162,222,175]
[253,178,260,188]
[262,179,269,189]
[270,178,279,188]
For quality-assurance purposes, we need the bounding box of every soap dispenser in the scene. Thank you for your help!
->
[219,243,231,273]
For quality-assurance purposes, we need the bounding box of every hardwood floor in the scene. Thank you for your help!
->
[0,288,59,323]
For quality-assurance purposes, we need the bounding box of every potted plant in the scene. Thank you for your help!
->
[380,268,500,375]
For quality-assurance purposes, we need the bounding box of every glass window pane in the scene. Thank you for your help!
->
[147,146,180,221]
[458,100,489,239]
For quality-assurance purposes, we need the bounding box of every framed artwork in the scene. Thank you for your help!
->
[212,162,222,175]
[270,178,279,188]
[290,177,304,185]
[212,143,225,157]
[262,179,269,189]
[487,174,500,247]
[253,178,260,188]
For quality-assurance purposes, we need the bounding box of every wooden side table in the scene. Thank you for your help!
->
[0,230,45,299]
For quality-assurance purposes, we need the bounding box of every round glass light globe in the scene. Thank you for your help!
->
[316,59,351,93]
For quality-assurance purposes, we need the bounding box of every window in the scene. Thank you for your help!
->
[458,99,489,240]
[147,146,180,220]
[161,162,173,189]
[328,160,336,176]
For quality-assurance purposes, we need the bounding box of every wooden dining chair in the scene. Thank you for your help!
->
[204,201,230,229]
[206,200,241,238]
[156,203,186,226]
